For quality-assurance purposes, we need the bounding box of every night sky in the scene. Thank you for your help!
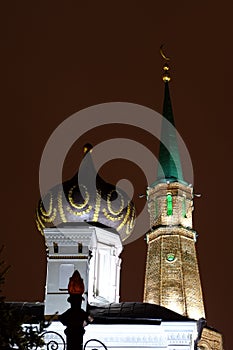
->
[1,2,232,349]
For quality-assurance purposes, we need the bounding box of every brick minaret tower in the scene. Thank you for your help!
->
[143,60,205,320]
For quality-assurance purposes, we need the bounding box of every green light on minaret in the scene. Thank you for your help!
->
[166,193,173,216]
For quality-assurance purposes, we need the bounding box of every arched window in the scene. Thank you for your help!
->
[166,193,173,216]
[59,264,74,290]
[182,196,187,218]
[154,198,158,218]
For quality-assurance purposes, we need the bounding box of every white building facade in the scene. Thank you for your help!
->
[41,221,200,350]
[43,223,122,316]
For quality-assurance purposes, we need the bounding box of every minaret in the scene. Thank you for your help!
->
[143,54,205,320]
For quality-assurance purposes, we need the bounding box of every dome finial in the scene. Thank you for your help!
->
[160,45,171,83]
[83,143,93,155]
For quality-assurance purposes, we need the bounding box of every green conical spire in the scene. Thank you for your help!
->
[156,63,183,182]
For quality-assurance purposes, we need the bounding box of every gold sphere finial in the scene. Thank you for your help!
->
[162,63,171,82]
[160,45,171,82]
[83,143,93,155]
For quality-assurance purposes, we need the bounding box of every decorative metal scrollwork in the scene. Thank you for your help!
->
[84,338,108,350]
[41,330,66,350]
[24,327,66,350]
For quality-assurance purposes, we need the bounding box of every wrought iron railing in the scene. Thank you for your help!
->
[24,326,66,350]
[84,338,108,350]
[40,330,66,350]
[23,327,108,350]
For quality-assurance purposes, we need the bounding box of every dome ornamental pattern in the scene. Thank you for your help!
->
[36,144,136,241]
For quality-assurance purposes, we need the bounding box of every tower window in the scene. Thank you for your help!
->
[78,242,83,253]
[59,264,74,290]
[53,242,58,253]
[182,196,187,218]
[154,198,158,218]
[166,193,173,216]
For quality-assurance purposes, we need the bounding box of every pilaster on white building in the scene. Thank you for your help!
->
[43,222,122,316]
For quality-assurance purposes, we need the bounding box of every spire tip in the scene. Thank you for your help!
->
[162,63,171,82]
[160,45,171,82]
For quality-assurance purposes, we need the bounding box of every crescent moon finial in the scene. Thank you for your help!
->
[160,44,170,61]
[160,45,171,82]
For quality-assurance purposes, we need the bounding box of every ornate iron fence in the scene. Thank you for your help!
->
[24,326,66,350]
[40,330,66,350]
[84,339,108,350]
[23,327,108,350]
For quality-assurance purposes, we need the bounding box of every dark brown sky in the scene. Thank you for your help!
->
[1,2,232,348]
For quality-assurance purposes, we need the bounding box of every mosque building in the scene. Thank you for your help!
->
[15,58,224,350]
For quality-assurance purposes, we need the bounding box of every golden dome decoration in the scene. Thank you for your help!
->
[36,144,136,241]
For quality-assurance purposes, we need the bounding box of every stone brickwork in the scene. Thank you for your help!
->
[144,182,205,320]
[198,327,223,350]
[147,182,193,229]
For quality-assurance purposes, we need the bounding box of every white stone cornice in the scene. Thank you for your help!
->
[84,321,197,349]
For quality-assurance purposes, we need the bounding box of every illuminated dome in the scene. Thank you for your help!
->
[36,144,136,241]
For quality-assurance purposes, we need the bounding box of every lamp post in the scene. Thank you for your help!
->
[59,270,89,350]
